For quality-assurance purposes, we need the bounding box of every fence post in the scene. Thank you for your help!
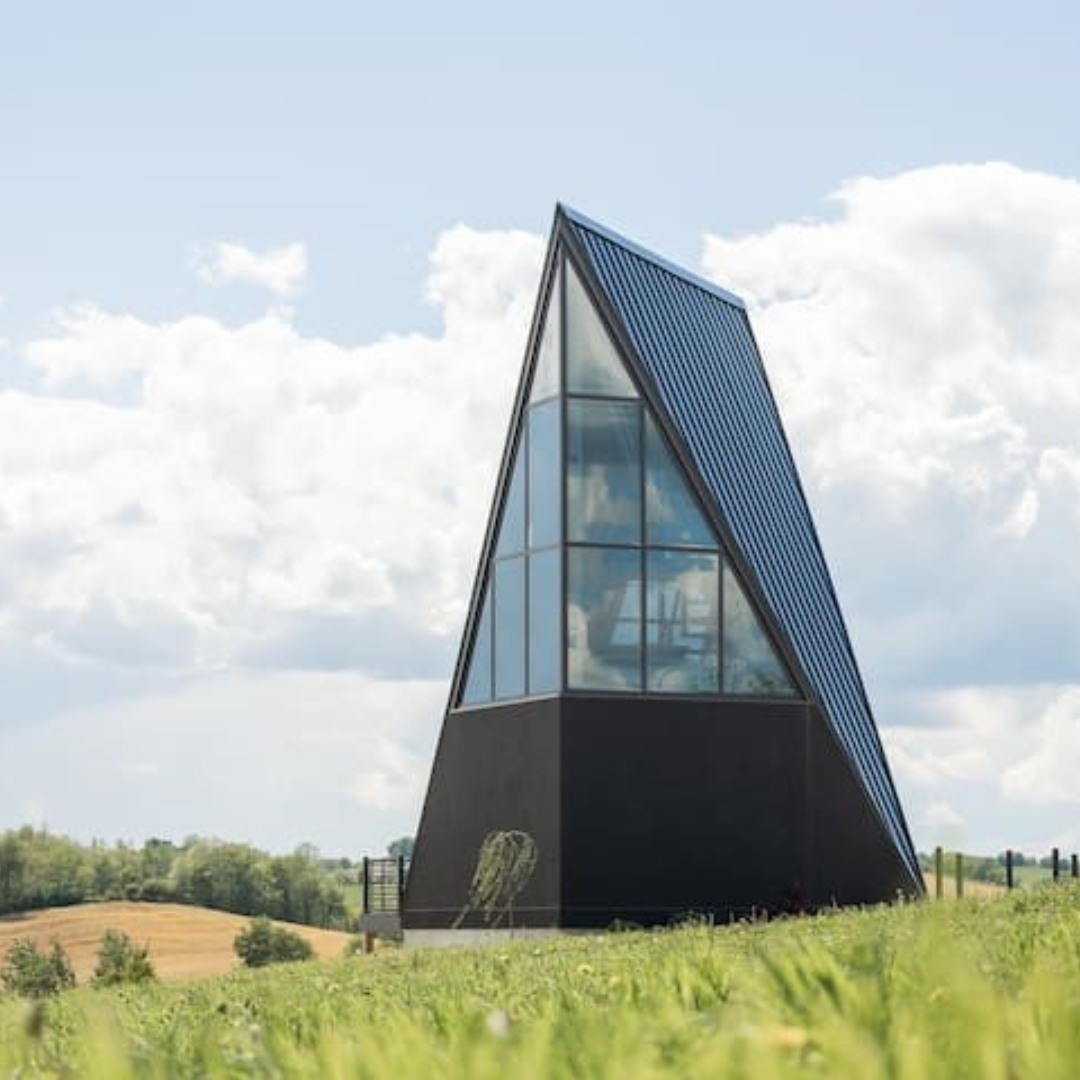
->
[935,846,944,900]
[397,855,406,910]
[1053,847,1060,882]
[1072,853,1079,880]
[955,852,964,899]
[362,856,370,914]
[1006,849,1014,890]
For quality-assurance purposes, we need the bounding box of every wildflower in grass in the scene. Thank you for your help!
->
[486,1009,512,1038]
[765,1025,809,1049]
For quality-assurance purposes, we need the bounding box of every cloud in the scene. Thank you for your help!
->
[1001,688,1080,804]
[0,670,444,853]
[0,223,543,848]
[923,801,963,828]
[1,226,543,681]
[882,683,1080,852]
[702,163,1080,694]
[194,240,308,296]
[7,168,1080,854]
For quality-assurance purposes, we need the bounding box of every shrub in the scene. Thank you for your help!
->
[0,938,75,997]
[91,928,156,988]
[234,916,314,967]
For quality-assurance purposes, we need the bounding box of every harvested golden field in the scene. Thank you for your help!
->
[920,871,1005,898]
[0,902,353,983]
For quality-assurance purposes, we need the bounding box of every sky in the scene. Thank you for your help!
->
[2,1,1080,859]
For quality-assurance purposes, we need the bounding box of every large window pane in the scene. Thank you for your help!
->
[646,551,719,693]
[461,588,492,705]
[494,557,526,699]
[528,549,560,693]
[529,264,561,403]
[645,416,717,548]
[495,448,525,556]
[567,400,642,544]
[567,547,642,690]
[565,262,637,398]
[722,566,797,697]
[527,400,560,549]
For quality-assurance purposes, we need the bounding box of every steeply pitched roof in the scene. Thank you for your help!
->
[560,205,920,884]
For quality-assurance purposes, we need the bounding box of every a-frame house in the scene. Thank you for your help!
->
[403,206,922,939]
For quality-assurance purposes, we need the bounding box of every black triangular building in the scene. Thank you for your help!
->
[404,207,922,938]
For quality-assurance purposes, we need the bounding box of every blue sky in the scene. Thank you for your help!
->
[2,2,1080,857]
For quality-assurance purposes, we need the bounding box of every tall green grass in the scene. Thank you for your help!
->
[3,884,1080,1078]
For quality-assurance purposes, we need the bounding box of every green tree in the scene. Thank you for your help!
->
[387,836,415,860]
[0,833,27,911]
[1,938,75,997]
[91,928,156,988]
[233,916,314,968]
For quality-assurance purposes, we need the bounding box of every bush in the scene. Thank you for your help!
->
[234,916,314,968]
[91,928,156,988]
[1,938,75,997]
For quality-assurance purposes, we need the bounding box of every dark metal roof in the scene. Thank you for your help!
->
[560,205,920,885]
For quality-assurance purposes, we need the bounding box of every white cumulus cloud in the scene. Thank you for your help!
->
[195,240,308,296]
[1002,688,1080,804]
[1,226,543,680]
[703,162,1080,698]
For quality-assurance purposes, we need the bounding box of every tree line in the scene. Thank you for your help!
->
[0,828,352,929]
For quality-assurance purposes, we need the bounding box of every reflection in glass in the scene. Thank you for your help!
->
[529,265,561,403]
[646,551,719,692]
[722,567,797,696]
[494,557,526,699]
[567,400,642,544]
[461,588,492,705]
[567,547,642,690]
[527,401,560,549]
[528,549,560,693]
[496,448,526,556]
[565,262,638,398]
[645,416,716,548]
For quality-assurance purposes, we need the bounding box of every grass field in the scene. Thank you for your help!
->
[0,902,353,983]
[4,885,1080,1077]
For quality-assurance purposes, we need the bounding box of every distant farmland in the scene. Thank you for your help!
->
[0,901,353,983]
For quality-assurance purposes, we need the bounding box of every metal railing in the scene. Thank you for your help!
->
[362,856,407,915]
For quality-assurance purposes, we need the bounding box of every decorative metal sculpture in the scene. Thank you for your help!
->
[453,830,538,931]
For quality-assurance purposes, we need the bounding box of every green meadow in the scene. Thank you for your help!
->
[4,884,1080,1078]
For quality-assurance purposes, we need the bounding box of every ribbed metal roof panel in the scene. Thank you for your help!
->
[563,207,920,885]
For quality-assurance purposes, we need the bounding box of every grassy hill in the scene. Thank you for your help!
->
[4,885,1080,1077]
[0,901,353,983]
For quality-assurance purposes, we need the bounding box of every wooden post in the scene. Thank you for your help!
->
[1053,847,1060,882]
[1072,853,1078,880]
[364,931,376,955]
[935,846,944,900]
[362,856,370,914]
[1006,849,1014,890]
[955,851,964,899]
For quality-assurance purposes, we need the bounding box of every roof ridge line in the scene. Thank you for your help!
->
[557,204,747,311]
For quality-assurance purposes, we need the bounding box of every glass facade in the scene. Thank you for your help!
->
[646,550,719,692]
[458,251,799,707]
[645,415,715,548]
[567,547,642,690]
[567,400,641,545]
[722,568,797,697]
[566,262,637,398]
[529,265,561,403]
[496,450,525,556]
[528,399,560,549]
[528,548,560,693]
